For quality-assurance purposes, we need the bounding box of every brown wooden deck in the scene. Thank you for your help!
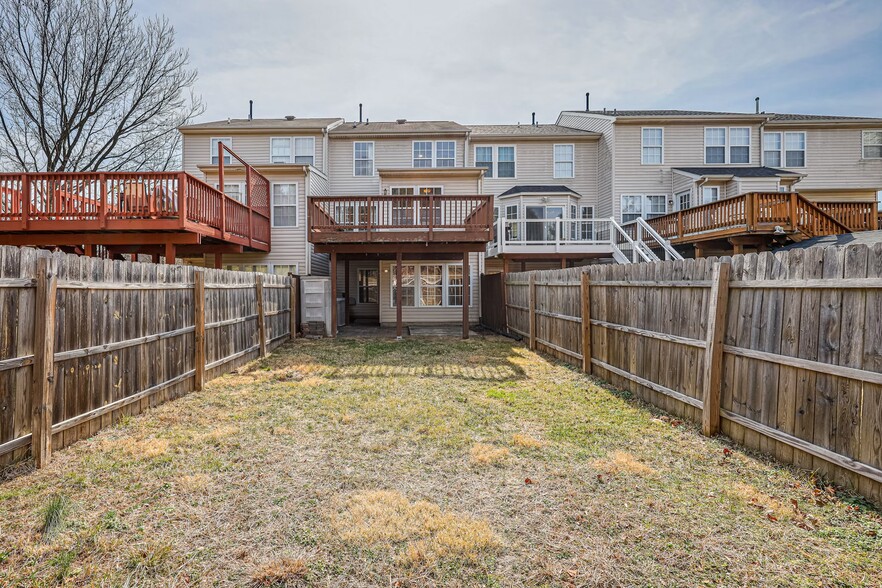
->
[644,192,854,254]
[0,144,270,263]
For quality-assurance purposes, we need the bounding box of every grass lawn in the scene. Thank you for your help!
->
[1,336,881,587]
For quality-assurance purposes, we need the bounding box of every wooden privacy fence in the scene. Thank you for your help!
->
[501,244,882,504]
[0,245,298,468]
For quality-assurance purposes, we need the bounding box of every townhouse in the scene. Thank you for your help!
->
[177,106,882,330]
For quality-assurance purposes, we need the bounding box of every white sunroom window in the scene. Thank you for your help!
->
[641,128,663,164]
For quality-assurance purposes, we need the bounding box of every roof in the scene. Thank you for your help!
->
[467,124,598,138]
[781,230,882,250]
[179,117,343,131]
[562,109,882,123]
[499,185,580,197]
[329,120,468,136]
[673,166,803,178]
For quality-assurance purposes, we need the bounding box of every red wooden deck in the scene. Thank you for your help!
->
[0,145,270,262]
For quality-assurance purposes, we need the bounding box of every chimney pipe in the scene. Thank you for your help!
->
[248,100,253,121]
[755,97,760,115]
[359,103,363,124]
[586,92,590,112]
[531,112,536,126]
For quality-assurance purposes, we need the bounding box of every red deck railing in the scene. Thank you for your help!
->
[644,192,852,244]
[0,146,271,251]
[308,195,494,244]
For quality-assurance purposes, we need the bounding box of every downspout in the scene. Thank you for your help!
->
[322,128,329,175]
[305,167,312,276]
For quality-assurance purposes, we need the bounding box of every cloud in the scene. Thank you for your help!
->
[135,0,882,122]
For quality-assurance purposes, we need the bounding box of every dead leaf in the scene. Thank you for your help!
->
[766,512,778,522]
[524,478,534,485]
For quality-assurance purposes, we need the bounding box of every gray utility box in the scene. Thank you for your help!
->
[300,277,332,337]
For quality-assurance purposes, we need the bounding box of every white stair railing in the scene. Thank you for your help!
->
[610,218,653,263]
[636,217,683,261]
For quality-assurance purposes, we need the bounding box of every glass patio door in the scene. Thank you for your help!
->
[525,206,563,242]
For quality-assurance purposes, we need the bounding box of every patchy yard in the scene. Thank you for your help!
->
[1,336,880,587]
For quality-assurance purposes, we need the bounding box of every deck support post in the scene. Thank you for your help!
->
[152,253,160,264]
[528,273,537,351]
[256,275,267,356]
[214,253,223,269]
[395,252,403,339]
[164,242,175,265]
[344,258,350,325]
[330,252,338,338]
[84,244,94,257]
[561,258,567,269]
[32,256,57,468]
[462,251,470,339]
[581,271,592,374]
[289,273,298,340]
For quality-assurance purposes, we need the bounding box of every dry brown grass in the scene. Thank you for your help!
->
[591,450,656,476]
[468,443,510,466]
[511,433,544,449]
[0,337,880,587]
[328,489,500,565]
[250,558,308,587]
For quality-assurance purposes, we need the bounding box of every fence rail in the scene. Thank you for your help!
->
[0,245,298,468]
[496,244,882,505]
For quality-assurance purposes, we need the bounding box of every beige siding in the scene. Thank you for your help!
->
[328,137,467,195]
[379,176,481,194]
[800,189,879,202]
[766,126,882,191]
[557,113,615,218]
[378,255,480,326]
[181,132,326,177]
[736,177,781,195]
[197,170,310,273]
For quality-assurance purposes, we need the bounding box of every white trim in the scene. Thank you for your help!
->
[640,127,664,165]
[553,143,575,178]
[210,137,232,165]
[270,182,298,228]
[353,141,375,176]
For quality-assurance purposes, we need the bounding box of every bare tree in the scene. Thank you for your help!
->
[0,0,203,172]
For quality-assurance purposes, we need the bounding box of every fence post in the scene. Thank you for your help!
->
[701,261,730,436]
[288,273,298,340]
[581,271,592,374]
[32,256,57,468]
[194,270,205,391]
[528,273,537,350]
[256,275,267,357]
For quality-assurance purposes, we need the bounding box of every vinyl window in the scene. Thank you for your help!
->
[294,137,315,165]
[271,183,297,227]
[621,194,667,222]
[763,132,782,166]
[677,190,692,211]
[764,131,806,167]
[476,146,493,177]
[391,264,466,307]
[704,128,726,164]
[729,127,750,164]
[784,132,806,167]
[210,137,232,165]
[354,141,374,176]
[641,128,663,164]
[621,194,643,223]
[272,264,298,276]
[270,138,292,163]
[701,186,720,204]
[435,141,455,167]
[497,146,515,178]
[862,130,882,159]
[413,141,433,168]
[224,264,268,273]
[215,183,244,204]
[553,144,574,178]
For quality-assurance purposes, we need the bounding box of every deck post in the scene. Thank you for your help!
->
[581,271,592,374]
[218,142,227,240]
[256,275,267,356]
[214,253,223,269]
[194,271,205,391]
[32,256,57,469]
[344,258,350,325]
[395,252,403,338]
[462,251,470,339]
[745,193,755,230]
[98,173,107,229]
[20,174,29,230]
[701,262,730,436]
[164,242,175,265]
[330,252,338,338]
[245,166,254,248]
[789,191,798,231]
[178,172,188,229]
[84,244,94,257]
[152,253,160,264]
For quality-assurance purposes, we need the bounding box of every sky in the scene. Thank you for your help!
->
[134,0,882,125]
